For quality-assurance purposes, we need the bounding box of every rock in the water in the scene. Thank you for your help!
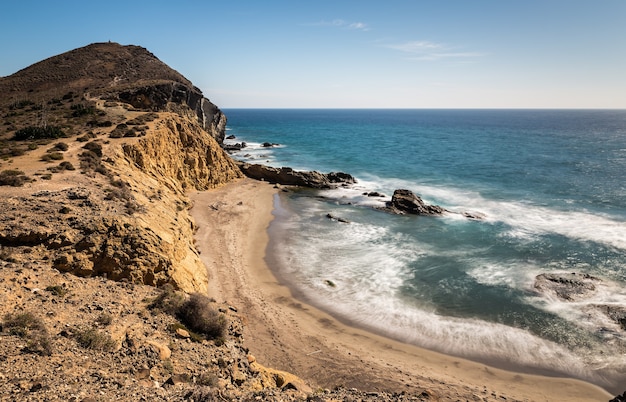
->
[261,142,279,148]
[381,189,445,215]
[594,305,626,330]
[534,272,600,301]
[326,213,350,223]
[237,162,356,189]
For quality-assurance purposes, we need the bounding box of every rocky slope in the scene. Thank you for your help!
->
[0,42,241,293]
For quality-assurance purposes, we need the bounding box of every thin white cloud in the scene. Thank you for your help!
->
[385,40,484,61]
[308,19,369,31]
[386,41,443,53]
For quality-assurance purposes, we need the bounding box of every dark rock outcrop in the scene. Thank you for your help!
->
[116,82,227,143]
[326,213,350,223]
[237,162,356,189]
[611,390,626,402]
[380,189,445,215]
[533,272,600,301]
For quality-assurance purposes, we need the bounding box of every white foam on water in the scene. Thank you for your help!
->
[270,176,626,390]
[346,174,626,251]
[467,260,538,289]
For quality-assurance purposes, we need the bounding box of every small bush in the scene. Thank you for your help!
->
[52,142,69,151]
[148,284,184,315]
[76,132,97,142]
[2,312,52,356]
[45,285,68,297]
[58,161,75,171]
[177,293,226,340]
[73,327,116,351]
[13,126,66,141]
[82,141,102,157]
[70,104,95,117]
[41,152,64,162]
[96,312,113,326]
[0,169,28,186]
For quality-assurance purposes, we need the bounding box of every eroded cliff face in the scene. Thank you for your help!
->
[0,102,242,293]
[0,42,246,293]
[114,82,228,144]
[121,113,241,193]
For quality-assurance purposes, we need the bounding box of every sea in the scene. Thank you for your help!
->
[222,109,626,392]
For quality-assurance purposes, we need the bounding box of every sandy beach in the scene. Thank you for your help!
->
[190,178,612,401]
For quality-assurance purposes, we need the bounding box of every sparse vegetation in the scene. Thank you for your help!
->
[149,286,227,342]
[52,142,69,151]
[127,113,158,125]
[45,285,68,297]
[96,312,113,326]
[41,151,64,162]
[2,312,52,356]
[70,103,95,117]
[82,141,102,157]
[0,169,29,186]
[178,293,227,341]
[73,327,116,351]
[13,126,66,141]
[148,284,185,315]
[79,141,110,177]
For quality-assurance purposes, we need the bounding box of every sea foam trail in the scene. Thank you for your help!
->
[327,174,626,252]
[269,192,626,389]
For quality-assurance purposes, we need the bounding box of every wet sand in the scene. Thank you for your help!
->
[190,178,612,401]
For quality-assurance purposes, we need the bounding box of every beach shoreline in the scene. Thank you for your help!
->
[190,178,612,401]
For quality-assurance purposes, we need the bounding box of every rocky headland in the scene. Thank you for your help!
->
[0,43,617,401]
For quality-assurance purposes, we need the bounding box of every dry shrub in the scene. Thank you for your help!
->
[0,169,29,186]
[2,312,52,356]
[148,284,185,315]
[73,327,116,351]
[177,293,226,340]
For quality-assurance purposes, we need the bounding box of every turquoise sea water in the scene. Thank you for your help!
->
[223,109,626,392]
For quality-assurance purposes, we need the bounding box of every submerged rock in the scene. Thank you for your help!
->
[594,305,626,331]
[533,272,600,301]
[326,213,350,223]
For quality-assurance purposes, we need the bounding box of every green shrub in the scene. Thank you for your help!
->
[13,126,66,141]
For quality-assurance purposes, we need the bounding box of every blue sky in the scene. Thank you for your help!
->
[1,1,625,108]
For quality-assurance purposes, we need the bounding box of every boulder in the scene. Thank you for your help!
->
[381,189,445,215]
[534,272,600,301]
[237,162,356,189]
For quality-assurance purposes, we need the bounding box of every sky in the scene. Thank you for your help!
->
[1,1,625,109]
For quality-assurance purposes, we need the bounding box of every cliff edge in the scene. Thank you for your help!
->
[0,42,242,293]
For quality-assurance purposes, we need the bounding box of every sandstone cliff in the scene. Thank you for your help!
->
[0,42,242,293]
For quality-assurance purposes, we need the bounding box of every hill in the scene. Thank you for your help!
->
[0,42,300,401]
